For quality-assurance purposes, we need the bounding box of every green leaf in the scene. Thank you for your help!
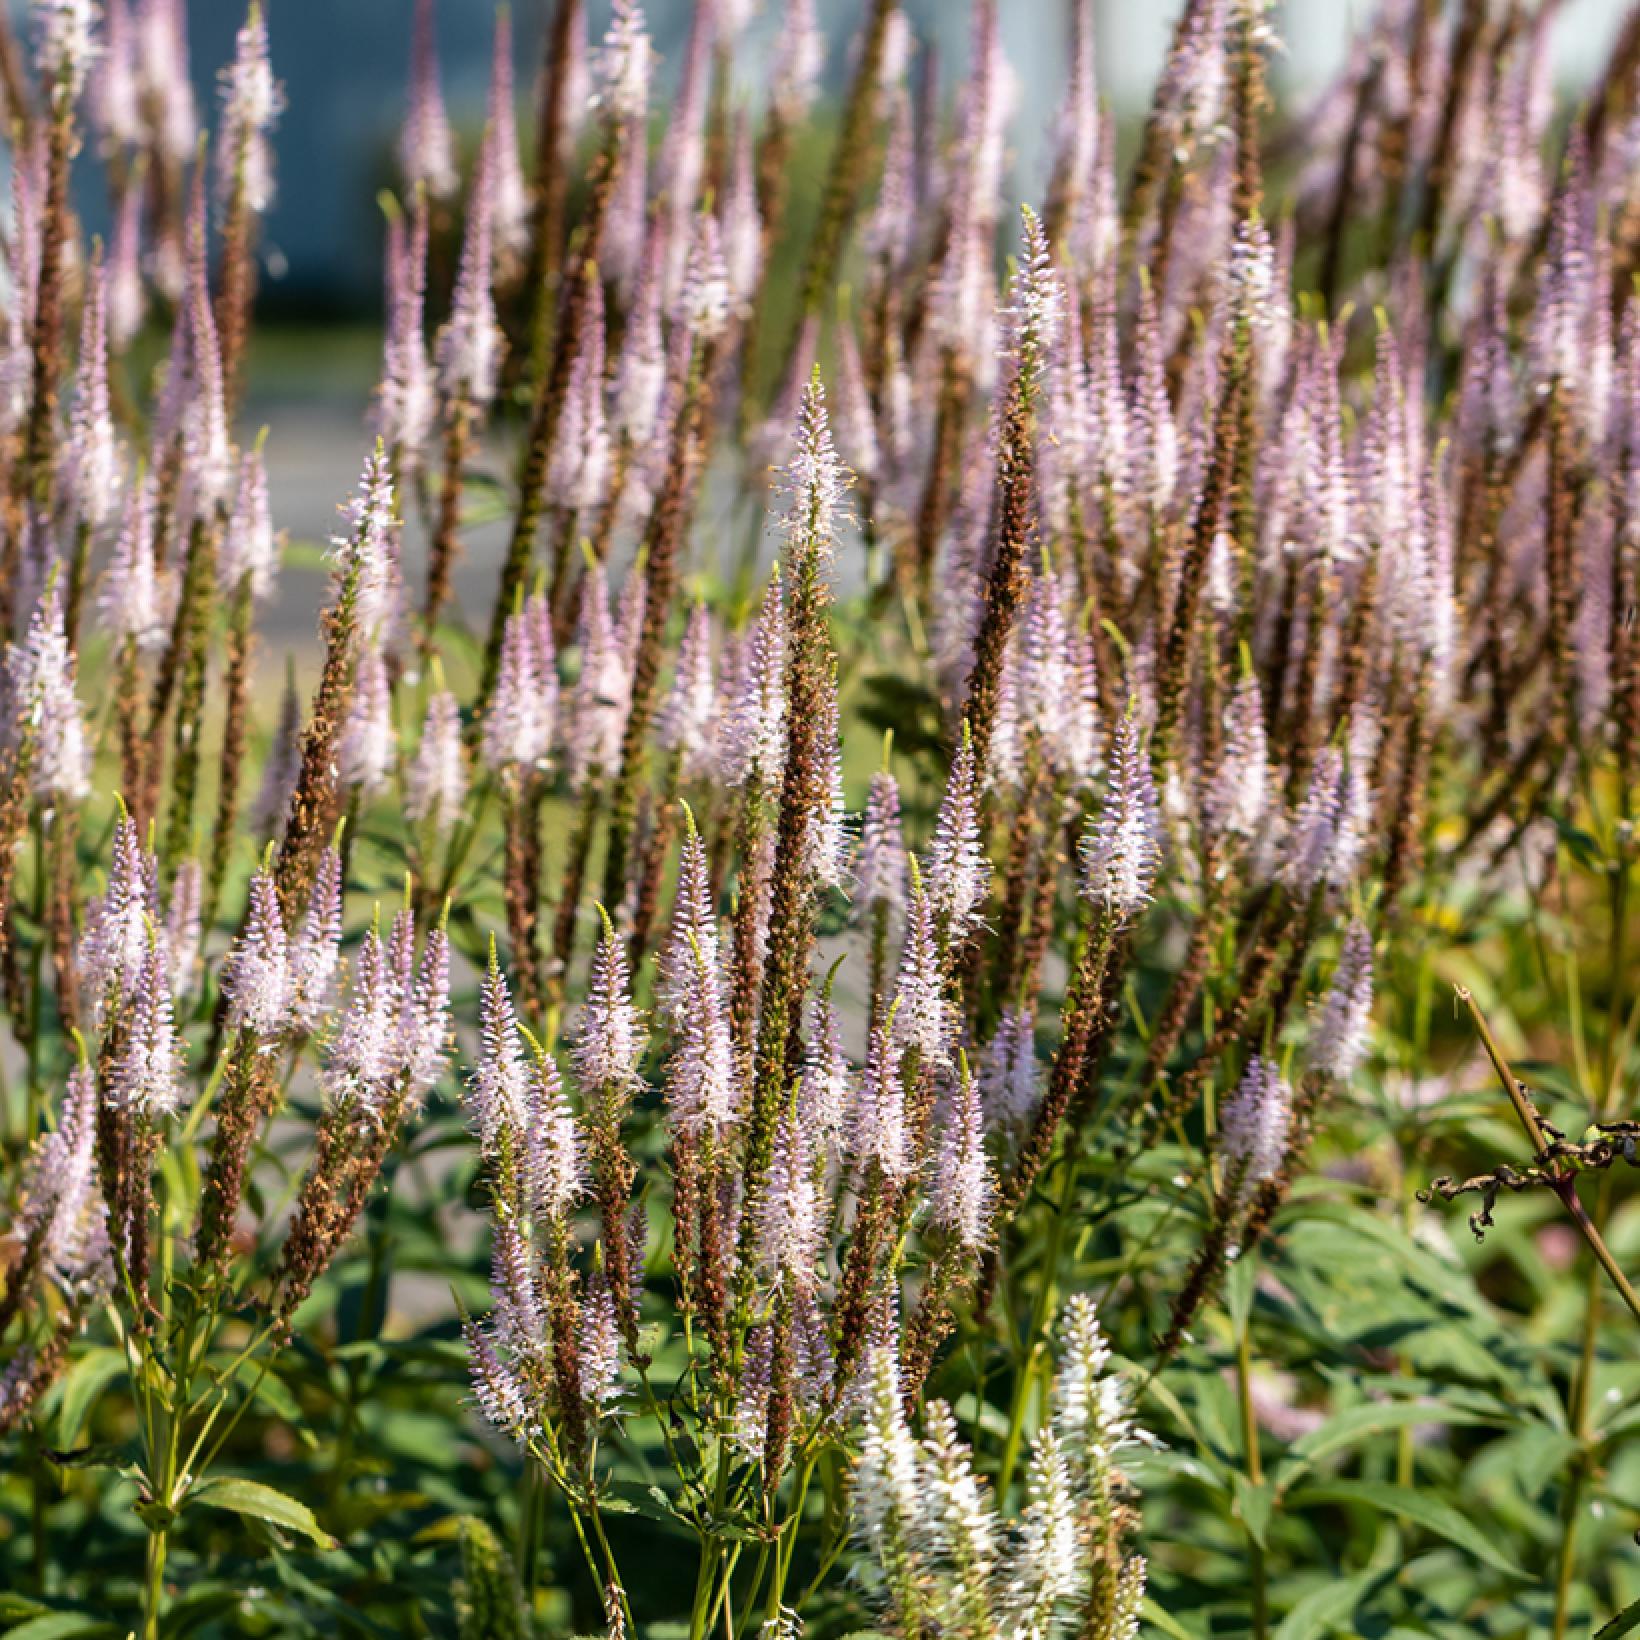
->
[50,1348,126,1448]
[188,1476,337,1549]
[268,1549,398,1638]
[1274,1400,1500,1491]
[1273,1569,1393,1640]
[599,1479,692,1531]
[1287,1481,1522,1578]
[1234,1474,1275,1548]
[41,1441,140,1474]
[222,1356,304,1426]
[1141,1597,1203,1639]
[2,1615,116,1640]
[1597,1596,1640,1639]
[161,1586,257,1639]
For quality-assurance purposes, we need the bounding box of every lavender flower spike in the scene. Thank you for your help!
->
[721,574,787,787]
[574,909,646,1109]
[436,132,504,413]
[1220,1055,1293,1200]
[288,846,344,1033]
[1282,746,1366,897]
[855,756,907,915]
[521,1028,583,1222]
[981,1006,1040,1135]
[100,477,171,653]
[770,0,823,122]
[112,932,187,1119]
[79,811,160,1011]
[677,208,732,345]
[62,252,123,532]
[18,1062,106,1290]
[851,1009,910,1181]
[220,443,281,602]
[548,274,611,511]
[669,924,740,1136]
[339,643,396,797]
[932,1054,993,1251]
[1308,919,1374,1082]
[892,868,953,1068]
[779,370,853,559]
[926,731,986,945]
[401,0,458,200]
[222,866,291,1038]
[485,7,529,263]
[180,178,234,522]
[485,597,555,774]
[1079,708,1160,922]
[325,904,449,1119]
[399,908,452,1104]
[8,580,91,804]
[1206,670,1269,842]
[468,943,531,1153]
[217,2,285,213]
[756,1104,823,1287]
[1003,204,1065,381]
[374,201,435,469]
[579,1277,623,1412]
[406,688,468,836]
[593,0,653,125]
[467,1320,529,1439]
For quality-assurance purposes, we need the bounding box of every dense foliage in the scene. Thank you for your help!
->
[3,0,1640,1636]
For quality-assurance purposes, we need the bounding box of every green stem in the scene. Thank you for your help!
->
[733,1541,771,1640]
[1236,1306,1268,1640]
[519,1464,545,1610]
[28,1426,45,1589]
[142,1525,168,1640]
[688,1538,720,1640]
[1552,1246,1604,1640]
[765,1454,817,1623]
[998,1154,1078,1498]
[585,1497,630,1624]
[709,1544,744,1636]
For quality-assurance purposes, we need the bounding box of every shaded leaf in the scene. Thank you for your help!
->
[1275,1400,1501,1491]
[1273,1569,1394,1640]
[1287,1481,1522,1578]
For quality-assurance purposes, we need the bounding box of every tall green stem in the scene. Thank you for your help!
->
[1236,1306,1268,1640]
[999,1154,1078,1498]
[142,1527,168,1640]
[1552,1244,1604,1640]
[519,1465,545,1610]
[688,1537,720,1640]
